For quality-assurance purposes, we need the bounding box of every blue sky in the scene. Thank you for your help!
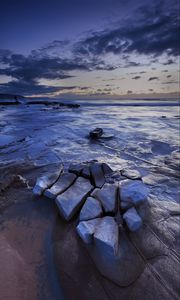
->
[0,0,179,98]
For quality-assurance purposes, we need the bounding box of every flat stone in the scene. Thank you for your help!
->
[44,172,76,199]
[94,216,119,255]
[121,169,142,180]
[55,177,93,221]
[123,207,142,231]
[76,218,101,244]
[91,183,117,213]
[79,197,103,221]
[102,163,113,175]
[120,179,149,208]
[33,165,63,196]
[90,163,105,188]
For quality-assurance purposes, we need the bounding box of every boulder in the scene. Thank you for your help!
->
[123,207,142,231]
[68,163,84,175]
[55,177,93,221]
[76,218,101,244]
[44,172,76,199]
[121,169,142,180]
[90,163,105,188]
[33,165,63,196]
[94,216,119,255]
[79,197,103,221]
[102,163,113,175]
[91,183,117,213]
[120,179,149,208]
[81,166,91,179]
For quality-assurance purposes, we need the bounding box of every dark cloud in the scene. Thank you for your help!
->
[74,2,179,59]
[167,75,172,78]
[149,89,154,91]
[148,77,159,81]
[132,76,141,80]
[127,90,133,94]
[162,70,168,72]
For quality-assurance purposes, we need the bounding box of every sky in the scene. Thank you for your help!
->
[0,0,179,99]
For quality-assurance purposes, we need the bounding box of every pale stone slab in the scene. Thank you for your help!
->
[121,169,142,180]
[33,165,63,196]
[55,177,93,221]
[91,183,117,213]
[123,207,142,231]
[94,216,119,255]
[79,197,103,221]
[120,179,149,208]
[44,172,76,199]
[90,163,105,188]
[76,218,101,244]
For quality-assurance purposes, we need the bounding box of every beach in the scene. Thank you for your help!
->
[0,100,179,300]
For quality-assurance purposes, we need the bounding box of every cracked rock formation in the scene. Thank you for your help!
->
[33,160,149,286]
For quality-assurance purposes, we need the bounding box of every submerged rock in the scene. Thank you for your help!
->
[44,172,76,199]
[89,128,103,139]
[94,216,119,255]
[90,163,105,188]
[55,177,93,221]
[121,169,142,180]
[123,207,142,231]
[91,183,117,213]
[79,197,103,221]
[120,179,149,209]
[76,218,101,244]
[33,165,63,196]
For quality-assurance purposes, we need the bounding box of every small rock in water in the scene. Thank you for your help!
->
[120,179,149,208]
[123,207,142,231]
[76,218,101,244]
[94,216,119,255]
[90,163,105,188]
[33,165,63,196]
[91,183,117,213]
[44,172,76,199]
[79,197,103,221]
[121,169,142,180]
[89,128,103,139]
[55,177,93,221]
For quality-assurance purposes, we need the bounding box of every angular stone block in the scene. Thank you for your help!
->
[90,163,105,188]
[33,165,63,196]
[76,218,101,244]
[123,207,142,231]
[55,177,93,221]
[91,183,117,213]
[44,172,76,199]
[94,216,119,255]
[68,163,84,175]
[81,166,91,179]
[102,163,113,175]
[79,197,103,221]
[120,179,149,208]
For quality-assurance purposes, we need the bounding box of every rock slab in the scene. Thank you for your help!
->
[94,216,119,255]
[91,183,117,213]
[120,179,149,209]
[79,197,103,221]
[76,218,101,244]
[55,177,93,221]
[90,163,105,188]
[44,172,76,199]
[123,207,142,231]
